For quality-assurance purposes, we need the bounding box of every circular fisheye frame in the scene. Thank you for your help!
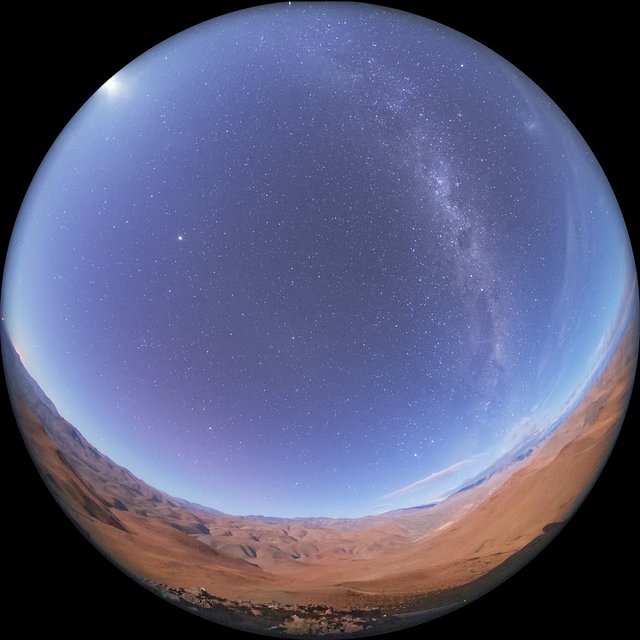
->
[3,3,636,637]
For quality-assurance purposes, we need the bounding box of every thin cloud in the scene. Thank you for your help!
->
[382,456,480,500]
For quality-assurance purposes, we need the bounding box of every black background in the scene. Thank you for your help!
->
[4,2,634,636]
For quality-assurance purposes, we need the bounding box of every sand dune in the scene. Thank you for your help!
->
[3,320,635,631]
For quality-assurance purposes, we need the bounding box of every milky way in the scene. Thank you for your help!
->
[2,3,634,517]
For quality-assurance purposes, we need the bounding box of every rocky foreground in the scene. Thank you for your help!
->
[154,583,387,636]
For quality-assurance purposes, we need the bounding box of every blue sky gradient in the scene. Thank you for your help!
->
[2,4,636,517]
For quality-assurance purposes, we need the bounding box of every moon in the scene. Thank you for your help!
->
[101,75,121,97]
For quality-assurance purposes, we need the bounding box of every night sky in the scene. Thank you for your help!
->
[2,3,635,517]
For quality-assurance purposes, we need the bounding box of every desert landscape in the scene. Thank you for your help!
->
[3,317,635,636]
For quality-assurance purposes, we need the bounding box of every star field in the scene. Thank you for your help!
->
[3,3,634,517]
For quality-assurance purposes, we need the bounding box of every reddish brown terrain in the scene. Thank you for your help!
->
[4,321,636,635]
